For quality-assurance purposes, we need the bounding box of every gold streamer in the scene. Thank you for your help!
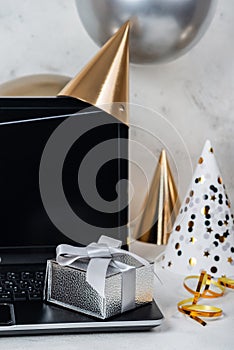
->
[178,271,234,326]
[177,298,222,326]
[183,274,225,299]
[218,276,234,289]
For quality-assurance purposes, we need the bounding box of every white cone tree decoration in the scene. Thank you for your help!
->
[161,140,234,277]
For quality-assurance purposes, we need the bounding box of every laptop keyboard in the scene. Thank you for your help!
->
[0,270,45,302]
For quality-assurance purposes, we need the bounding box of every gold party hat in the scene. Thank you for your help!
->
[58,21,130,125]
[135,150,180,245]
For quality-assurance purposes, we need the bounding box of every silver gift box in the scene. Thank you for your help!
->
[44,255,154,319]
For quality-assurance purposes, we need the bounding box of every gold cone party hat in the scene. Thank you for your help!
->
[160,140,234,277]
[58,21,130,125]
[135,149,181,245]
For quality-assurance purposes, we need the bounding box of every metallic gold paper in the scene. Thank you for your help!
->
[218,276,234,289]
[177,297,222,327]
[183,274,225,299]
[135,149,180,245]
[178,271,223,326]
[58,21,130,125]
[178,271,234,326]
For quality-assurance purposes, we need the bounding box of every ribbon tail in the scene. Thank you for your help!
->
[86,258,112,298]
[111,260,136,313]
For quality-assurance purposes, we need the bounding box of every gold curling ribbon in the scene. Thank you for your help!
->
[178,271,229,326]
[177,298,222,327]
[183,274,225,299]
[218,276,234,289]
[178,271,222,326]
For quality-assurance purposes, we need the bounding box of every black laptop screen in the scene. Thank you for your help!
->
[0,115,76,248]
[0,97,128,250]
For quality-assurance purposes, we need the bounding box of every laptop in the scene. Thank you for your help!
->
[0,97,163,335]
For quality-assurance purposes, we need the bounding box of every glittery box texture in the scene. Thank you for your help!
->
[44,256,154,319]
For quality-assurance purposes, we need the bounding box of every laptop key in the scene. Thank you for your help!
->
[29,290,42,301]
[14,291,28,301]
[19,281,30,289]
[35,281,43,289]
[35,272,44,280]
[0,292,12,302]
[7,272,20,281]
[21,272,34,280]
[4,281,14,290]
[0,273,6,280]
[13,286,19,293]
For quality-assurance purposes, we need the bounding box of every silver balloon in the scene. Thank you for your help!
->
[76,0,217,65]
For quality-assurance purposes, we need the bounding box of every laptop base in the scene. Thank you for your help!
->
[0,300,163,336]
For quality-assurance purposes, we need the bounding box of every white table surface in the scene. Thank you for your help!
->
[0,242,233,350]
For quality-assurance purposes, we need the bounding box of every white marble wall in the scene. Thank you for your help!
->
[0,0,234,219]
